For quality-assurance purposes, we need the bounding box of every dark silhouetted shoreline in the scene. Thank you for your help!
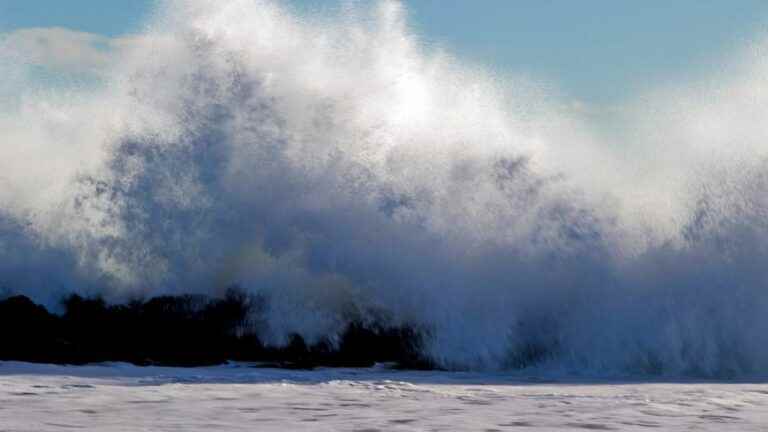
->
[0,289,430,369]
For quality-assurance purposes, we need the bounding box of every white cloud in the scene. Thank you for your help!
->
[0,27,137,75]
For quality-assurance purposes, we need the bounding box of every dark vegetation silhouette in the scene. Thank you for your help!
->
[0,288,430,369]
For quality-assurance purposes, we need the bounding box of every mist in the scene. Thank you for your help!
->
[1,0,768,375]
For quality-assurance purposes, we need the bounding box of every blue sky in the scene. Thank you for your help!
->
[0,0,155,36]
[2,0,768,104]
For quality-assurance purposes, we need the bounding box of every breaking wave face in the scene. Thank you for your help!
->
[3,0,768,376]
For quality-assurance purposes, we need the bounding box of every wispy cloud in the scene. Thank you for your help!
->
[0,27,134,75]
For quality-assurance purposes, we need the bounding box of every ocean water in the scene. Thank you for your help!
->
[1,362,767,431]
[1,0,768,375]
